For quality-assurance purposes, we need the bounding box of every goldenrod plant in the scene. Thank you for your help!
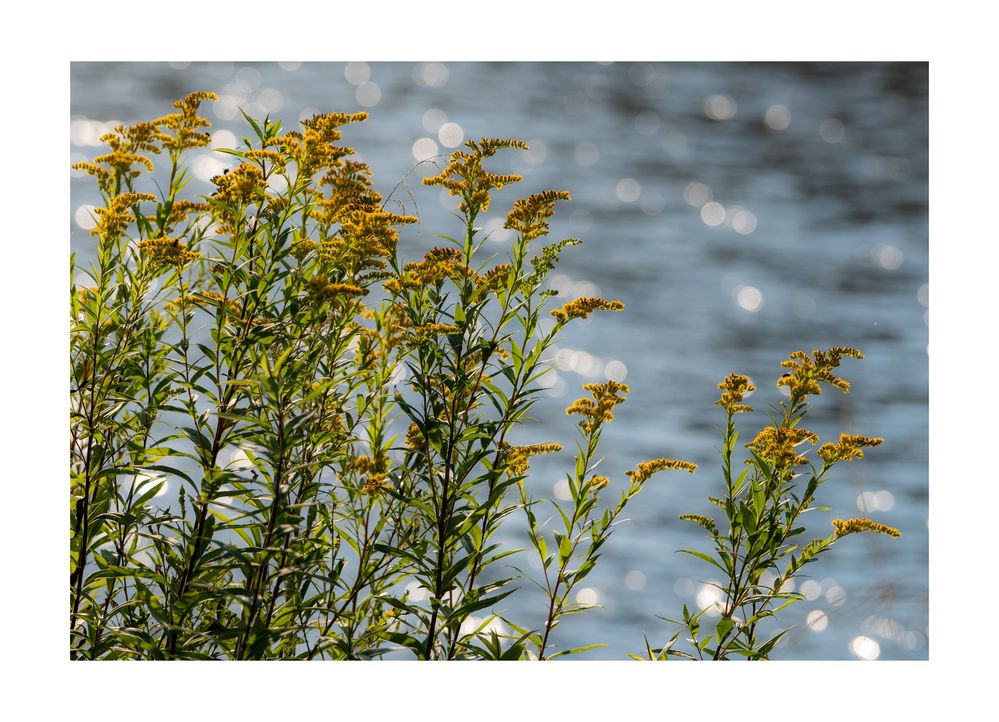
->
[70,94,898,660]
[637,348,901,660]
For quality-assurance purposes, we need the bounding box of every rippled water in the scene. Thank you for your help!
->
[70,62,928,660]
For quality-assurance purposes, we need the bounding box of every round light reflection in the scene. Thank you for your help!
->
[411,137,438,162]
[616,178,641,203]
[764,104,792,132]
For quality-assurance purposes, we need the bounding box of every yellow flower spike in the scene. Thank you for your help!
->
[626,458,698,484]
[550,296,625,324]
[817,434,884,464]
[503,442,563,477]
[832,518,901,539]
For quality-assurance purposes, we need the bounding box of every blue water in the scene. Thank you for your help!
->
[70,62,928,660]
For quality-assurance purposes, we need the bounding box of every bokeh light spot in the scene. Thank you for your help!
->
[849,635,881,660]
[705,94,737,120]
[411,137,438,162]
[806,609,829,632]
[438,122,464,148]
[764,104,792,131]
[344,61,370,86]
[616,178,641,203]
[75,205,98,231]
[820,118,846,143]
[574,141,600,167]
[355,82,381,108]
[625,570,646,591]
[701,201,726,226]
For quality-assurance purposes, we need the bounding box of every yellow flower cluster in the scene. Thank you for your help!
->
[189,291,242,315]
[137,237,200,266]
[338,210,418,273]
[281,111,367,179]
[92,193,157,241]
[503,442,563,476]
[550,296,625,324]
[818,434,884,464]
[405,422,426,452]
[290,238,317,261]
[565,380,630,433]
[413,323,460,342]
[504,190,571,241]
[832,518,901,538]
[395,247,472,290]
[243,149,286,169]
[746,426,819,470]
[473,263,512,299]
[350,454,387,476]
[152,200,210,234]
[305,276,367,303]
[777,347,864,401]
[717,373,755,414]
[423,138,527,213]
[211,164,265,205]
[627,458,698,483]
[314,160,381,224]
[361,473,392,496]
[152,91,217,153]
[91,121,161,183]
[589,475,610,490]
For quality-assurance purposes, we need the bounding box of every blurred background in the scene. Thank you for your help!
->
[70,62,928,660]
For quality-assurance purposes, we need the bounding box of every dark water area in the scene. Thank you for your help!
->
[70,61,928,660]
